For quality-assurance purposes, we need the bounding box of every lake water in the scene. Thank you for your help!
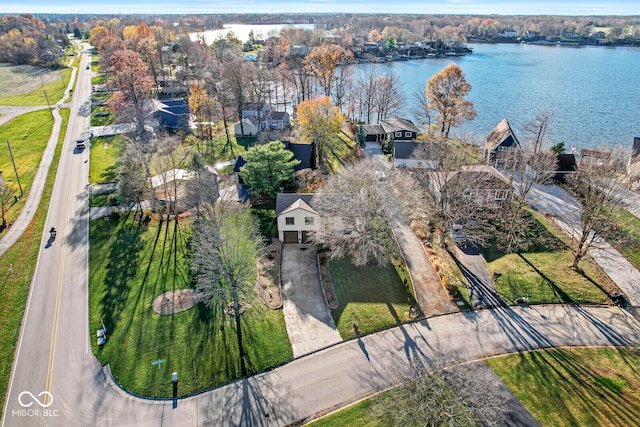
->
[192,23,314,45]
[370,43,640,150]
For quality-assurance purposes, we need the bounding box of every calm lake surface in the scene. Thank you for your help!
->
[371,43,640,150]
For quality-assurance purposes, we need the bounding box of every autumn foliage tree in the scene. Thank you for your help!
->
[304,43,353,100]
[109,49,155,136]
[426,63,476,139]
[295,96,345,169]
[188,83,213,141]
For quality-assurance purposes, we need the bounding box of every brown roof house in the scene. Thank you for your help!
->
[429,165,512,208]
[484,118,521,167]
[275,194,319,243]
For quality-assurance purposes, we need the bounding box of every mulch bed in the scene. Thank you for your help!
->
[318,250,339,309]
[255,240,283,309]
[152,289,201,315]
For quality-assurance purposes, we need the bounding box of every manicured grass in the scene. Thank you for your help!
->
[329,258,416,339]
[486,212,613,304]
[91,74,109,85]
[308,398,387,427]
[0,110,56,226]
[310,348,640,427]
[486,348,640,427]
[89,135,126,183]
[204,133,246,163]
[0,109,68,419]
[89,193,115,207]
[0,67,72,106]
[609,208,640,271]
[89,216,292,397]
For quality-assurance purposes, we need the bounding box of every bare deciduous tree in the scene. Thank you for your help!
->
[381,360,508,427]
[313,158,422,266]
[190,208,264,376]
[568,149,630,269]
[117,141,152,221]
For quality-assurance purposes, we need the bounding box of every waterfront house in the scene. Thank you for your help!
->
[429,165,512,208]
[362,117,420,144]
[276,193,319,243]
[484,118,521,167]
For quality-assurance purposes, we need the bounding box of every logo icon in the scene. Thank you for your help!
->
[18,391,53,408]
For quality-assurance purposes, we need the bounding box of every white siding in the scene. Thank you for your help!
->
[277,207,320,242]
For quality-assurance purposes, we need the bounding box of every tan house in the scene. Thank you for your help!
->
[276,194,319,243]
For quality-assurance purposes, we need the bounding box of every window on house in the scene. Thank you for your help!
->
[495,190,508,200]
[498,146,508,151]
[405,132,412,138]
[305,217,314,225]
[285,217,294,225]
[395,131,402,138]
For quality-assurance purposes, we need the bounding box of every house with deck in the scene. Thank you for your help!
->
[484,118,521,167]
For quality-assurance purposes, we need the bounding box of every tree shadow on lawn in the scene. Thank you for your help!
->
[496,347,640,426]
[330,259,416,336]
[100,215,146,333]
[517,253,575,304]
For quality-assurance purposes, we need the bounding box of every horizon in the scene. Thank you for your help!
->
[2,1,640,16]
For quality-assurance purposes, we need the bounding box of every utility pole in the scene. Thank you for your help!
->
[43,90,54,119]
[6,140,23,197]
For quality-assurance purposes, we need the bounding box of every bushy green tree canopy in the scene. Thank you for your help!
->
[239,140,300,198]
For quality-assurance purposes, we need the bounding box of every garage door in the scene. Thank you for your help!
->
[283,231,298,243]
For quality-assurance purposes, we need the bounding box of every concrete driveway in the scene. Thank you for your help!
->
[527,183,640,307]
[451,244,507,309]
[281,244,342,357]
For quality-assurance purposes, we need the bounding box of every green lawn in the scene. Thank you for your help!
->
[89,216,292,397]
[329,258,416,339]
[486,348,640,427]
[0,67,72,106]
[486,212,613,304]
[0,109,68,419]
[89,135,126,183]
[609,209,640,271]
[0,110,56,226]
[310,348,640,427]
[91,74,109,85]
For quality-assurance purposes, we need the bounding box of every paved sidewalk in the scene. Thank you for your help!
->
[281,244,342,357]
[527,183,640,307]
[0,61,78,257]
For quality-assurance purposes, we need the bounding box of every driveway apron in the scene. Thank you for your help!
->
[281,244,342,357]
[452,244,507,309]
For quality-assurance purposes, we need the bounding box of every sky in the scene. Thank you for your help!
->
[2,0,640,16]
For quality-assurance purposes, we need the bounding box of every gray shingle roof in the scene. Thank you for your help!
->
[485,118,520,153]
[380,117,420,134]
[276,193,315,216]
